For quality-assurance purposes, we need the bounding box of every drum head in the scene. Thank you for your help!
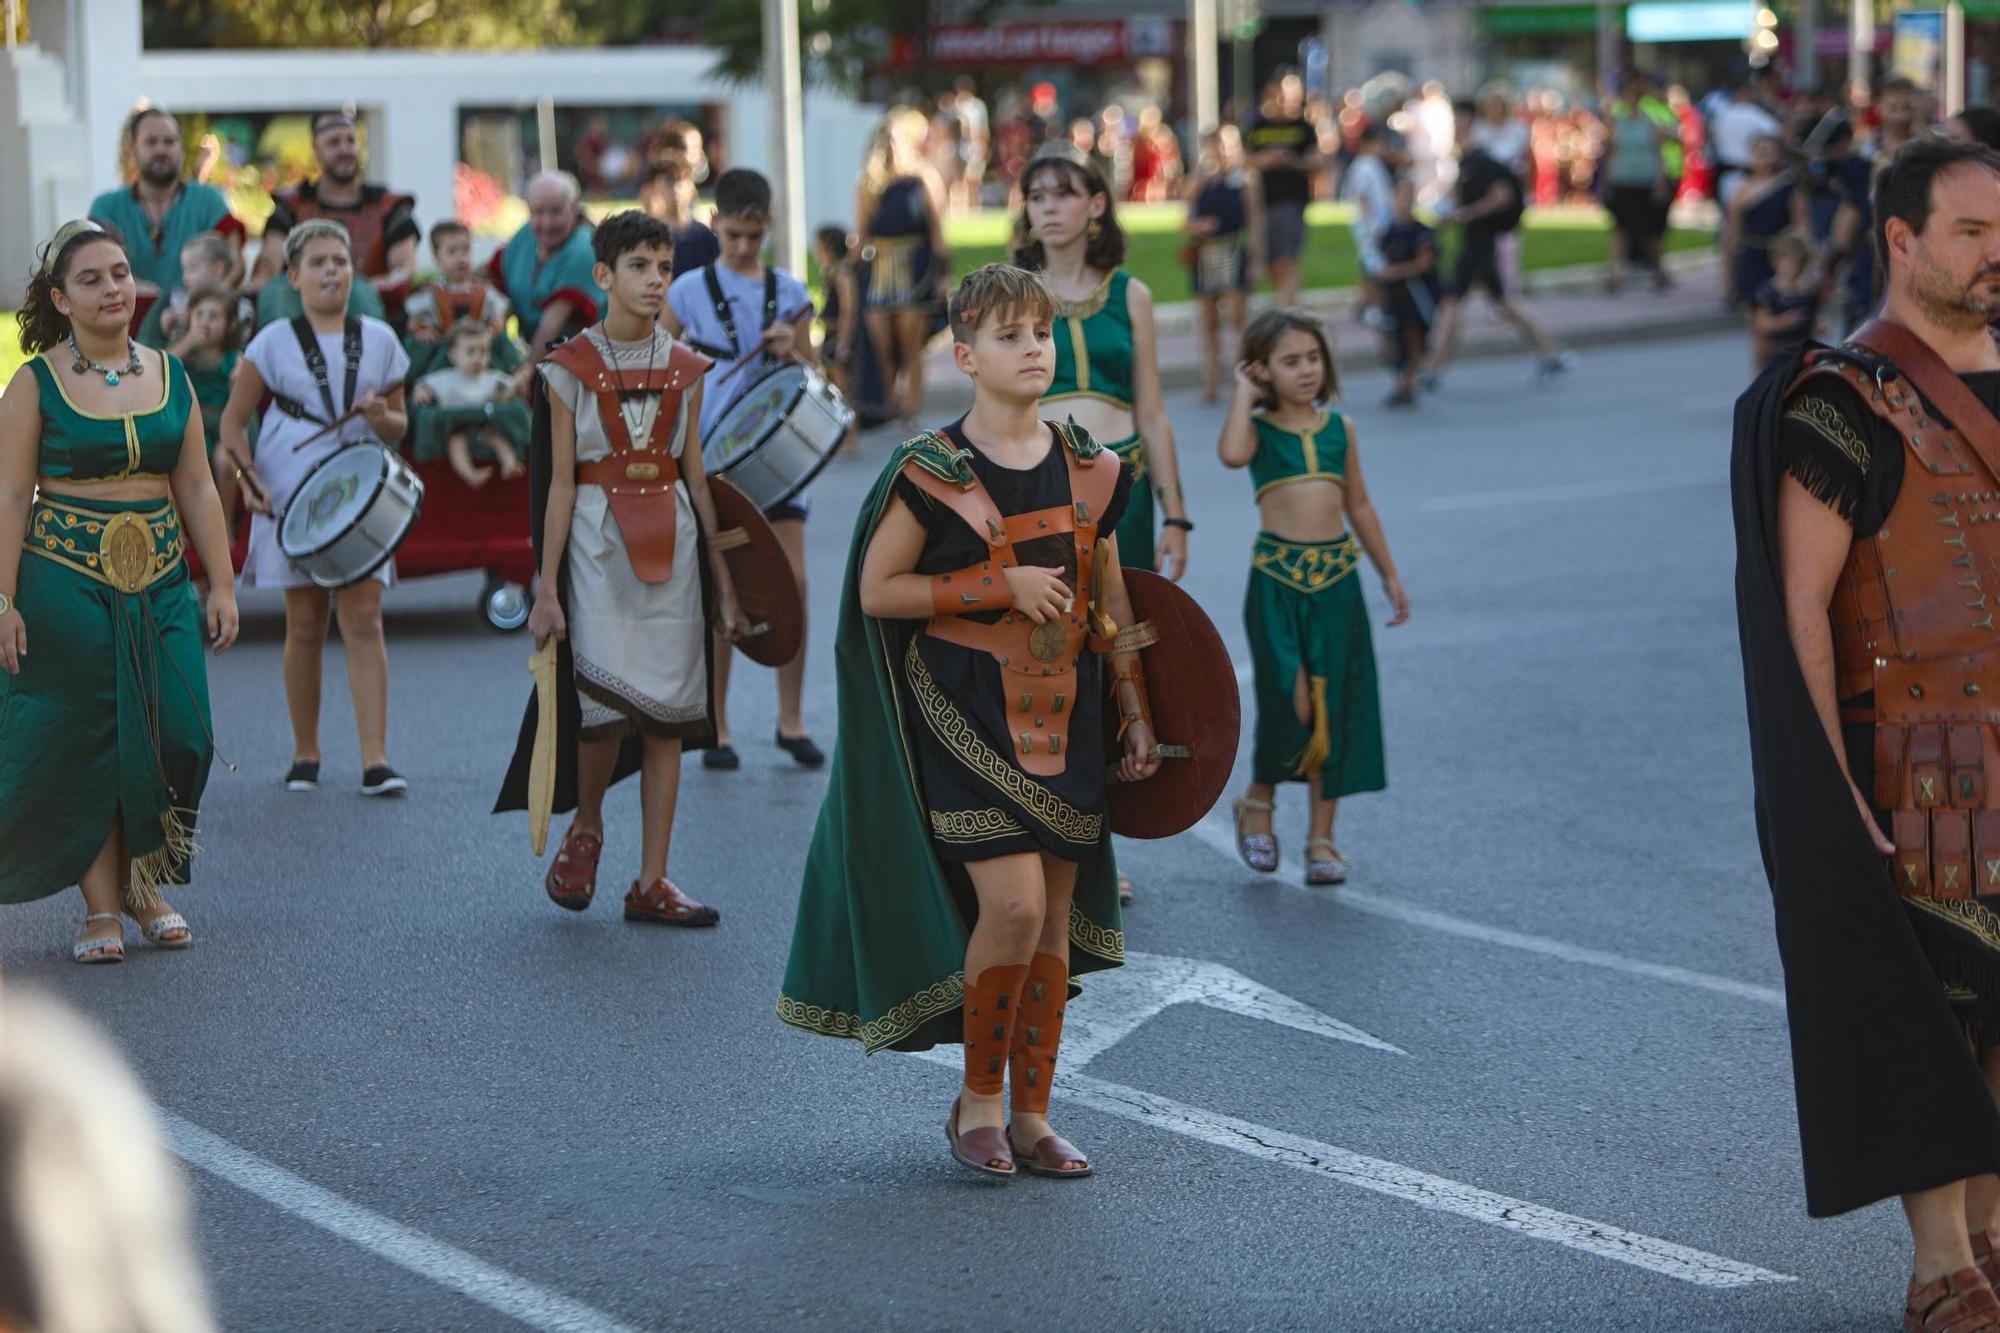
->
[708,478,804,669]
[705,366,807,471]
[280,444,386,559]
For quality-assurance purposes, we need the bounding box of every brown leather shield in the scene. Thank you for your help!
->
[1105,569,1241,839]
[707,477,804,668]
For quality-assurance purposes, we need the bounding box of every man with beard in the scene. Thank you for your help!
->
[90,107,244,306]
[1733,136,2000,1330]
[488,172,607,394]
[253,111,419,324]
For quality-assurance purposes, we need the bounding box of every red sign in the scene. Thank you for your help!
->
[889,20,1133,69]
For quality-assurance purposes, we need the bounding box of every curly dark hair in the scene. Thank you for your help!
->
[1240,309,1341,411]
[1011,155,1127,273]
[17,222,130,357]
[591,209,676,268]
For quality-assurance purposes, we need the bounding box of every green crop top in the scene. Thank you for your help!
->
[30,351,194,484]
[1044,269,1134,411]
[1249,410,1348,499]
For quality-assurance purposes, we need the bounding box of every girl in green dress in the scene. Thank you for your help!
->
[1218,311,1408,886]
[1014,140,1193,906]
[0,219,241,962]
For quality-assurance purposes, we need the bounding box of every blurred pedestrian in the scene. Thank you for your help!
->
[1746,229,1822,369]
[1603,74,1672,293]
[812,225,862,455]
[1375,181,1440,407]
[953,78,991,210]
[1710,71,1783,208]
[1947,104,2000,151]
[1425,100,1570,388]
[1184,125,1263,403]
[1249,70,1323,306]
[1723,134,1808,306]
[637,156,720,278]
[855,108,950,424]
[0,990,218,1331]
[1342,124,1396,327]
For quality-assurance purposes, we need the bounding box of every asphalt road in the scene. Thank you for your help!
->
[0,329,1916,1331]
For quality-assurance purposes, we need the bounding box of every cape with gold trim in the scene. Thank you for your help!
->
[776,428,1123,1054]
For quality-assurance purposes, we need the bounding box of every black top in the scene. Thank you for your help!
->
[1454,148,1523,238]
[870,177,931,239]
[1247,116,1316,208]
[1380,220,1439,297]
[1778,366,2000,532]
[1193,173,1248,235]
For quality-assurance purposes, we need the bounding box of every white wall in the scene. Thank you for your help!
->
[0,0,883,289]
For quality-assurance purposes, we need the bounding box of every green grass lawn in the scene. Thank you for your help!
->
[0,205,1707,392]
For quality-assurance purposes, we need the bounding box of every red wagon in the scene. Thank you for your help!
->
[190,455,536,632]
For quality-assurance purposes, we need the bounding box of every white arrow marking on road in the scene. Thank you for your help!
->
[1056,1073,1794,1290]
[1185,815,1786,1008]
[164,1115,644,1333]
[1056,949,1404,1068]
[916,949,1791,1288]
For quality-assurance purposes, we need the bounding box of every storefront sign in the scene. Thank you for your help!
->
[1626,1,1757,42]
[888,19,1173,68]
[1893,10,1946,90]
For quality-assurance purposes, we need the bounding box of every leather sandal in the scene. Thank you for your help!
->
[1118,873,1135,907]
[545,826,603,912]
[1008,1129,1093,1179]
[946,1097,1015,1179]
[72,913,125,965]
[1906,1267,2000,1332]
[622,878,720,928]
[1305,838,1348,887]
[1971,1229,2000,1292]
[1232,797,1278,873]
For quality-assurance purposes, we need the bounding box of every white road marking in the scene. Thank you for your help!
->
[1420,469,1719,512]
[1056,1073,1794,1290]
[1185,816,1785,1008]
[1057,950,1404,1065]
[162,1115,644,1333]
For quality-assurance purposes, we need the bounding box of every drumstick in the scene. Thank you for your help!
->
[221,447,271,512]
[287,405,366,453]
[712,303,818,390]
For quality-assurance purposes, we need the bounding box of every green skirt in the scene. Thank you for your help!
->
[0,496,213,907]
[409,401,533,465]
[1244,532,1385,801]
[1106,432,1154,572]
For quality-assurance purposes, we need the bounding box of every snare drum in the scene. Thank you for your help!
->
[279,443,425,589]
[703,364,854,512]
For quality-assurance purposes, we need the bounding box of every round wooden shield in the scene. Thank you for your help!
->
[1105,569,1242,839]
[708,477,804,668]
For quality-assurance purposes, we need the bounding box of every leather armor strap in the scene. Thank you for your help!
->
[1109,655,1152,741]
[961,961,1029,1097]
[1851,319,2000,482]
[551,336,713,584]
[932,561,1013,614]
[1008,953,1070,1116]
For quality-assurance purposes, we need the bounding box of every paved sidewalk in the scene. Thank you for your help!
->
[917,249,1736,413]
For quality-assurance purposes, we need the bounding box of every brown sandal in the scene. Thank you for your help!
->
[946,1098,1015,1179]
[1906,1267,2000,1332]
[1008,1130,1093,1178]
[1973,1229,2000,1291]
[622,879,720,927]
[545,826,602,911]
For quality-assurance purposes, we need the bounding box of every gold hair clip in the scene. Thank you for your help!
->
[958,306,979,323]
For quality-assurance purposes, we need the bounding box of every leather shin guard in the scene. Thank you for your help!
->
[962,962,1030,1096]
[1008,952,1071,1115]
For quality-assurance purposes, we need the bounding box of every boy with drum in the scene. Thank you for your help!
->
[497,210,745,928]
[660,168,823,773]
[220,218,412,797]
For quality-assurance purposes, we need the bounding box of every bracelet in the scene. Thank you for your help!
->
[1155,481,1183,503]
[1162,517,1194,532]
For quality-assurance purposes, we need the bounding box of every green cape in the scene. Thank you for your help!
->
[777,429,1125,1054]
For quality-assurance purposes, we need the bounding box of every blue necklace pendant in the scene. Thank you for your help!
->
[104,371,120,386]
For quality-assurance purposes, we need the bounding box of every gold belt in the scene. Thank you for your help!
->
[26,498,183,593]
[1251,532,1359,595]
[1109,434,1148,483]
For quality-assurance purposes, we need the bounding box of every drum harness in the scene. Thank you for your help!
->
[273,316,364,434]
[702,263,779,366]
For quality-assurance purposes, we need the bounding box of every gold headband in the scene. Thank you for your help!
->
[43,219,106,277]
[1027,141,1098,175]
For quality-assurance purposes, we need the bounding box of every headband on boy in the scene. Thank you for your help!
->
[42,220,106,278]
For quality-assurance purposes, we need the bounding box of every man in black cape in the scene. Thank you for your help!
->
[1733,136,2000,1329]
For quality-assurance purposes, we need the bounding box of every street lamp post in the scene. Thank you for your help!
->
[1189,0,1219,137]
[1851,0,1875,106]
[764,0,807,277]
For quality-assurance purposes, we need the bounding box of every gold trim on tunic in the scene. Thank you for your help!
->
[904,638,1104,844]
[777,973,965,1054]
[1250,533,1360,595]
[1783,395,1871,471]
[930,807,1025,844]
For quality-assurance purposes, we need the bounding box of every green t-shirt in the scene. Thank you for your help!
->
[88,182,237,292]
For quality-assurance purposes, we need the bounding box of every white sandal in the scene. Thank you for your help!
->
[72,913,126,964]
[1304,839,1348,887]
[138,911,193,950]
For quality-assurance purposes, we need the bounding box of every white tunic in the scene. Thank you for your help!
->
[239,315,410,589]
[538,327,708,734]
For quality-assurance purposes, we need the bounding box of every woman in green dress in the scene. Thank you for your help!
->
[1014,142,1194,906]
[0,219,240,962]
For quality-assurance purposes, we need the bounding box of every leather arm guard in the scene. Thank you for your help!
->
[1109,653,1153,742]
[931,561,1013,615]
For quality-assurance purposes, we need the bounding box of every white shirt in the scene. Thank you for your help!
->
[1709,100,1782,170]
[1342,154,1396,274]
